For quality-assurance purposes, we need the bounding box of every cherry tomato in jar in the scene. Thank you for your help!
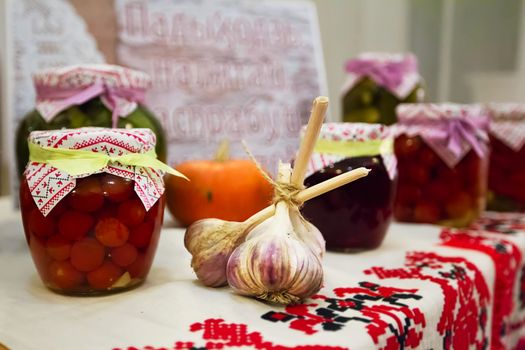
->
[19,179,35,210]
[68,177,104,212]
[95,218,130,247]
[405,164,429,185]
[97,204,118,221]
[58,211,94,241]
[418,147,440,167]
[129,221,154,248]
[127,254,147,279]
[413,202,440,223]
[70,238,105,272]
[395,184,422,205]
[117,199,146,227]
[394,205,414,222]
[87,261,123,290]
[48,200,67,218]
[48,261,84,290]
[425,182,451,204]
[101,174,134,203]
[28,208,56,238]
[394,135,422,158]
[111,243,138,267]
[445,192,472,218]
[145,196,164,223]
[29,236,52,279]
[46,235,71,261]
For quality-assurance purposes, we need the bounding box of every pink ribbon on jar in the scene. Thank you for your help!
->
[422,117,489,158]
[344,54,418,91]
[35,83,146,128]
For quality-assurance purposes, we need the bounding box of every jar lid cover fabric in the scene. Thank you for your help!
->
[301,123,396,180]
[396,103,490,168]
[25,127,165,216]
[341,52,422,100]
[487,103,525,151]
[33,64,151,124]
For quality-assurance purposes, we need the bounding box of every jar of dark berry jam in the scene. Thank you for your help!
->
[486,103,525,212]
[300,123,397,251]
[19,127,185,295]
[394,104,490,227]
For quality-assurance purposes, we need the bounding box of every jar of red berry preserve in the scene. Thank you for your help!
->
[19,127,185,295]
[394,104,490,227]
[486,103,525,212]
[300,123,397,251]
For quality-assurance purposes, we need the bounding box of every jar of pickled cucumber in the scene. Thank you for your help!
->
[393,104,490,227]
[341,53,424,125]
[300,123,397,251]
[16,64,167,178]
[486,103,525,212]
[19,127,185,295]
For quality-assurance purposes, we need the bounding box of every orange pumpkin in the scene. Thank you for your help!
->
[165,141,274,226]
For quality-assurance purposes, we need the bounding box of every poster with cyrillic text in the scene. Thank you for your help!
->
[115,0,327,172]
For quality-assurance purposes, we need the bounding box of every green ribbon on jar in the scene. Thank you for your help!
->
[313,138,393,157]
[28,142,187,179]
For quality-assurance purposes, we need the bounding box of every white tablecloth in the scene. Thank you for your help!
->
[1,196,525,350]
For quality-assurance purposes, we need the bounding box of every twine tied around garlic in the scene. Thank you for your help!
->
[241,140,304,211]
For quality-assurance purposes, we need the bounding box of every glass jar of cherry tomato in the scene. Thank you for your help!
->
[19,128,184,295]
[342,53,424,125]
[300,123,397,251]
[394,104,490,227]
[486,104,525,212]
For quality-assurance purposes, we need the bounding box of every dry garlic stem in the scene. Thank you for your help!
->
[226,201,323,304]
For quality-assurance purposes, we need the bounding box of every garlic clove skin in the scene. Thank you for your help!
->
[226,202,324,305]
[246,211,325,259]
[244,217,272,241]
[184,218,228,254]
[289,209,325,258]
[227,230,324,304]
[184,219,249,287]
[193,250,231,287]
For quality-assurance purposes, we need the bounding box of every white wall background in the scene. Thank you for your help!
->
[309,0,525,120]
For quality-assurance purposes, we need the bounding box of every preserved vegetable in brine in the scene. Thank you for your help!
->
[486,103,525,212]
[342,53,424,125]
[16,64,167,178]
[394,104,490,227]
[19,128,185,295]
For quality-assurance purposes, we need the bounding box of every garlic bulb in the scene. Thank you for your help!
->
[185,219,251,287]
[289,209,325,258]
[226,201,324,305]
[246,209,325,259]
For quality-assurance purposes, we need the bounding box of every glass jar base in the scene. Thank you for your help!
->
[487,192,525,213]
[44,278,144,297]
[326,245,381,253]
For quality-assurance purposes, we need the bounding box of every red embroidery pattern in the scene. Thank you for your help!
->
[470,214,525,235]
[365,251,490,350]
[113,319,346,350]
[440,228,523,350]
[261,281,425,350]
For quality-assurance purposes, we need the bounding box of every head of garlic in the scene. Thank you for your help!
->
[226,201,324,305]
[246,208,325,259]
[184,218,252,287]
